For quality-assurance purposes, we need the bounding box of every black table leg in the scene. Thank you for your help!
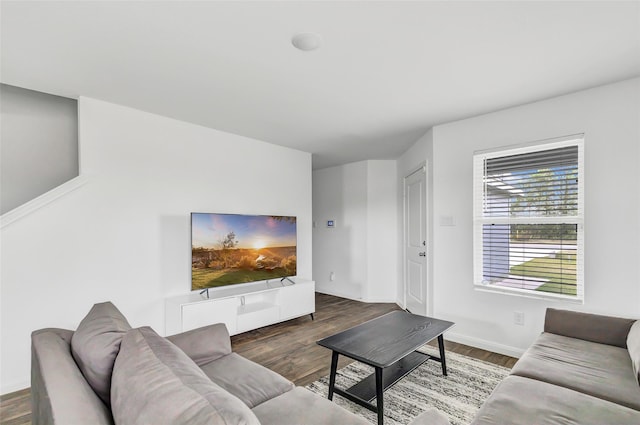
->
[375,367,384,425]
[328,351,339,400]
[437,334,447,376]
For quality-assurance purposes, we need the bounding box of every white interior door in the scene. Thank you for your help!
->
[404,166,427,315]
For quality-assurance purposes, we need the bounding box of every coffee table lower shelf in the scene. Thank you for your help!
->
[339,351,433,409]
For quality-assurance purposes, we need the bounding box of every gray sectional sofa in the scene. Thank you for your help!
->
[471,308,640,425]
[31,302,449,425]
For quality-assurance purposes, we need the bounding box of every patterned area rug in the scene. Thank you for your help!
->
[306,346,509,425]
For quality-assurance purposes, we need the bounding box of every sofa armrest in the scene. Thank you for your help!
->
[166,323,232,366]
[544,308,636,348]
[31,329,113,425]
[408,408,450,425]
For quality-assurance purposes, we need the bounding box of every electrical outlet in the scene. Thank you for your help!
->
[330,272,335,281]
[514,311,525,326]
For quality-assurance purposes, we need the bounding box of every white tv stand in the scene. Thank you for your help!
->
[165,278,315,336]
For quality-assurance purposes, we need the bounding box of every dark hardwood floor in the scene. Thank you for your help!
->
[0,293,517,425]
[0,390,29,425]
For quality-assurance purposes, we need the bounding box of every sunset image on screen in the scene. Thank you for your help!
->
[191,213,297,290]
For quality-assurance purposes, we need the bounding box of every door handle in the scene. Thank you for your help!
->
[419,252,426,257]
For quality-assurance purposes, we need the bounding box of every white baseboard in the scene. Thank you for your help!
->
[361,297,398,303]
[1,379,29,396]
[444,331,525,359]
[315,287,364,301]
[315,287,397,304]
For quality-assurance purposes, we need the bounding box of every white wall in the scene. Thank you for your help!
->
[313,161,367,299]
[1,84,78,214]
[366,160,398,302]
[313,160,397,302]
[0,97,312,393]
[430,78,640,357]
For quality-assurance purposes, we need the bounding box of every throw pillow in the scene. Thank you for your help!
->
[627,320,640,385]
[111,326,260,425]
[71,301,131,406]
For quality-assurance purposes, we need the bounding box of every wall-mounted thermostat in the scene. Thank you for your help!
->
[327,220,336,228]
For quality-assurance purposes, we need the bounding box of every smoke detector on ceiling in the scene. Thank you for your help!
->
[291,33,322,51]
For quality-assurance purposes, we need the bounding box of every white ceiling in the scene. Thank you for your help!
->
[2,1,639,169]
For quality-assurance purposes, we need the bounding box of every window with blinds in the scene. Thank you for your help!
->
[473,136,584,300]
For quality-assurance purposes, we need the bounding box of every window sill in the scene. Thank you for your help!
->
[474,284,584,304]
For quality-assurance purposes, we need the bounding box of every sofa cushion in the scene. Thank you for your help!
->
[510,332,640,410]
[544,308,636,348]
[71,301,131,406]
[251,386,370,425]
[407,408,451,425]
[471,375,640,425]
[200,352,294,408]
[166,323,232,366]
[111,326,259,425]
[628,320,640,385]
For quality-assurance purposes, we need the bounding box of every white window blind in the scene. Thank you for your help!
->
[473,136,584,300]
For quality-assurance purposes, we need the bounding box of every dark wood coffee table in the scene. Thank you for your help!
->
[317,311,455,425]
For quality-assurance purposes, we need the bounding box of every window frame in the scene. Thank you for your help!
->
[472,135,585,302]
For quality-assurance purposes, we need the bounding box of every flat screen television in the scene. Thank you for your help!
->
[191,213,297,291]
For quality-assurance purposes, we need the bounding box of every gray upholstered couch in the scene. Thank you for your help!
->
[471,308,640,425]
[31,302,449,425]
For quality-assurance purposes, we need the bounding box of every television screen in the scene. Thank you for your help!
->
[191,213,297,291]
